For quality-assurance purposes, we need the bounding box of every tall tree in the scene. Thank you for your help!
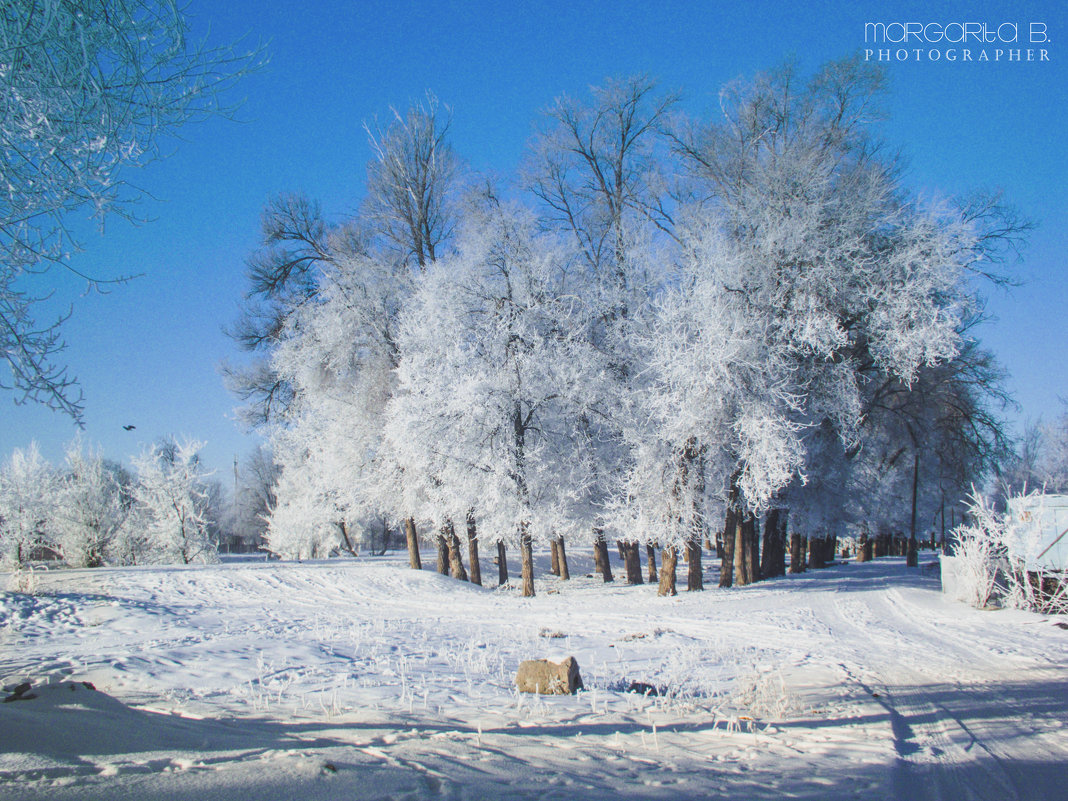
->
[387,194,593,597]
[0,442,56,565]
[54,439,130,567]
[527,76,678,575]
[658,57,996,571]
[130,439,215,565]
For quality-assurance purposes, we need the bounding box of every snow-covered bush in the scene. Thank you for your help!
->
[949,497,1002,608]
[6,563,41,595]
[264,467,342,560]
[953,492,1067,614]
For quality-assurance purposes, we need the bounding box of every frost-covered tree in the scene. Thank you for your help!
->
[264,464,342,560]
[526,75,678,582]
[0,442,56,565]
[237,97,461,571]
[53,439,130,567]
[230,446,280,551]
[1035,405,1068,494]
[264,226,411,561]
[129,438,216,565]
[624,226,805,589]
[387,194,595,596]
[2,0,261,418]
[364,92,458,270]
[224,193,333,427]
[659,57,992,585]
[996,404,1068,504]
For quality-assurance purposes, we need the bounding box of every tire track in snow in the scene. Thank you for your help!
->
[827,589,1035,801]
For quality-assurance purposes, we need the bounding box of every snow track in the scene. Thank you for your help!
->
[2,553,1067,800]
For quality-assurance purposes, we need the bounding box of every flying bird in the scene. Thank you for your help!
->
[123,425,136,431]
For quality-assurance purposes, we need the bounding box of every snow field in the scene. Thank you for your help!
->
[2,551,1067,800]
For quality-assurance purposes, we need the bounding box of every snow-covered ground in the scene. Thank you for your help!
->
[2,550,1066,800]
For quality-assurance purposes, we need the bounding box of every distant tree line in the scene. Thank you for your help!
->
[0,439,277,568]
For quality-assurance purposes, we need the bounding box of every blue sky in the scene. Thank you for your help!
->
[4,0,1066,478]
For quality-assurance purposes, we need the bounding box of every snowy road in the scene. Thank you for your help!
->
[2,552,1066,799]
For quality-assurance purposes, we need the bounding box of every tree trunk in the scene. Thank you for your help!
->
[520,526,535,597]
[734,513,759,586]
[593,528,614,582]
[336,521,357,556]
[658,545,678,596]
[550,537,561,576]
[720,507,736,588]
[448,532,468,581]
[759,511,774,579]
[789,531,805,573]
[907,448,920,567]
[617,540,626,561]
[646,543,658,583]
[808,536,824,569]
[746,515,761,583]
[624,541,643,585]
[446,522,468,582]
[733,511,748,586]
[686,538,703,591]
[404,517,422,570]
[497,540,508,587]
[467,514,481,586]
[436,532,449,575]
[874,533,889,558]
[557,536,570,580]
[857,530,872,562]
[761,508,787,578]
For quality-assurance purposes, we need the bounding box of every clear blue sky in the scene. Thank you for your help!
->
[4,0,1066,479]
